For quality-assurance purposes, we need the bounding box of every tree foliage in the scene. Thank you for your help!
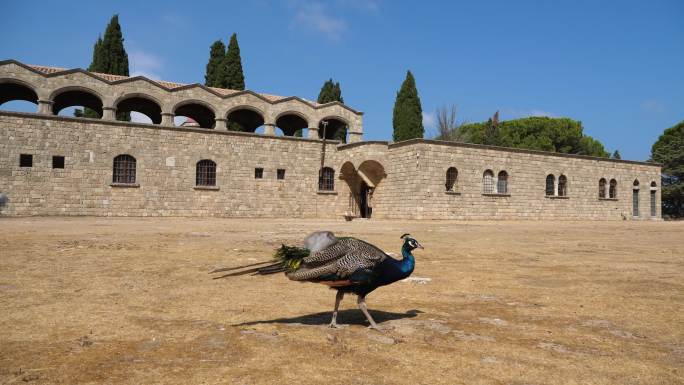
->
[317,79,346,141]
[78,15,129,120]
[205,40,226,88]
[451,116,609,157]
[611,150,621,159]
[392,71,424,142]
[223,33,245,90]
[651,120,684,218]
[435,105,469,142]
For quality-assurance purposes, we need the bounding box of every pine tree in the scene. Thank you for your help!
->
[392,71,424,142]
[612,150,621,159]
[317,79,347,141]
[77,15,129,120]
[205,40,226,87]
[223,33,245,90]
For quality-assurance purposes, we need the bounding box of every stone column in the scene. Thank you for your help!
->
[37,100,53,115]
[102,107,116,120]
[348,132,363,143]
[161,112,174,126]
[214,118,227,130]
[307,127,319,139]
[263,123,276,136]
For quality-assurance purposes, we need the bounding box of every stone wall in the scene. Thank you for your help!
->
[0,112,661,220]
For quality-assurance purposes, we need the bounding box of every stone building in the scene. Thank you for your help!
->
[0,60,661,220]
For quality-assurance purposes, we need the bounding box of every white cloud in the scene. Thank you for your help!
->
[291,1,348,41]
[502,108,556,119]
[129,50,164,80]
[640,99,665,114]
[337,0,381,12]
[130,111,152,124]
[422,111,436,128]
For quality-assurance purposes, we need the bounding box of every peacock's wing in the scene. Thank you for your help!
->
[287,238,388,281]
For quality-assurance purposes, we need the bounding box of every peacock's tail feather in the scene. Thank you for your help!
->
[211,244,310,279]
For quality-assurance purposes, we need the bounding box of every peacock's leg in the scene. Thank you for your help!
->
[357,295,380,330]
[329,290,344,328]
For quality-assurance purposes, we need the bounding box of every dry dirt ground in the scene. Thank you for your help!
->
[0,217,682,385]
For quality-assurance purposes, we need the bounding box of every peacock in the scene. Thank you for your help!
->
[210,232,423,330]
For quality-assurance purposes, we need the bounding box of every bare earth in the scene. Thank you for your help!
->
[0,218,682,385]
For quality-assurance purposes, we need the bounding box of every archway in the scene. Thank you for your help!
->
[116,95,162,124]
[226,108,265,132]
[174,102,215,129]
[318,117,348,143]
[0,81,38,113]
[340,160,386,218]
[276,113,308,137]
[52,88,103,118]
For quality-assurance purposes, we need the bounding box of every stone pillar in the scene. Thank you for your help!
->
[307,127,319,139]
[348,132,363,143]
[263,123,276,136]
[214,118,227,130]
[161,112,174,126]
[37,100,53,115]
[102,107,116,120]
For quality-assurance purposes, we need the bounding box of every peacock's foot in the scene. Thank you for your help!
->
[329,322,346,329]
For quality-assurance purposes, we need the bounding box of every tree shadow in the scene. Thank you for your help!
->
[234,309,423,327]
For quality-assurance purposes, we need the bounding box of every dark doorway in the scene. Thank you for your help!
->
[360,182,371,218]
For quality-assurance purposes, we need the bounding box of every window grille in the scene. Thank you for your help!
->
[650,190,656,217]
[318,167,335,191]
[598,178,606,198]
[546,174,555,196]
[609,179,617,198]
[112,154,136,184]
[497,171,508,194]
[558,175,567,196]
[482,170,495,194]
[196,159,216,186]
[445,167,458,191]
[277,169,285,180]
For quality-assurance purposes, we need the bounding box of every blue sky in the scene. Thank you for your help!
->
[1,0,682,160]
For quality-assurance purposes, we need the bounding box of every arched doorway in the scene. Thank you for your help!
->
[340,160,386,219]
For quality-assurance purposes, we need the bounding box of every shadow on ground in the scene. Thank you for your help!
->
[234,309,423,327]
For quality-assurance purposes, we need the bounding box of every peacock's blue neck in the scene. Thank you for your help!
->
[400,245,416,274]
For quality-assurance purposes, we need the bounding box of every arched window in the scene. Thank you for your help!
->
[609,179,617,199]
[318,167,335,191]
[196,160,217,186]
[546,174,555,196]
[598,178,607,198]
[632,180,640,217]
[497,171,508,194]
[483,170,495,194]
[445,167,458,191]
[558,175,567,197]
[113,155,136,184]
[650,181,657,217]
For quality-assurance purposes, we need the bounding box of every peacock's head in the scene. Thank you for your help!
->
[401,233,424,251]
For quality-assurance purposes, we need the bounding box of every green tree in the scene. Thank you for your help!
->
[392,70,424,142]
[651,120,684,218]
[205,40,226,88]
[456,116,609,157]
[77,15,129,120]
[317,79,346,141]
[612,150,621,159]
[223,33,245,90]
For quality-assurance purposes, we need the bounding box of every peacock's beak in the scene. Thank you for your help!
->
[416,241,424,249]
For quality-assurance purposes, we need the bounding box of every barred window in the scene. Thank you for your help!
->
[497,171,508,194]
[546,174,555,196]
[196,159,216,186]
[599,178,606,198]
[318,167,335,191]
[558,175,567,196]
[445,167,458,191]
[609,179,617,198]
[112,154,136,184]
[254,168,263,179]
[483,170,495,194]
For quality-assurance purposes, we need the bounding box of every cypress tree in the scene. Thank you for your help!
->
[392,70,424,142]
[77,15,129,120]
[205,40,226,87]
[223,33,245,90]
